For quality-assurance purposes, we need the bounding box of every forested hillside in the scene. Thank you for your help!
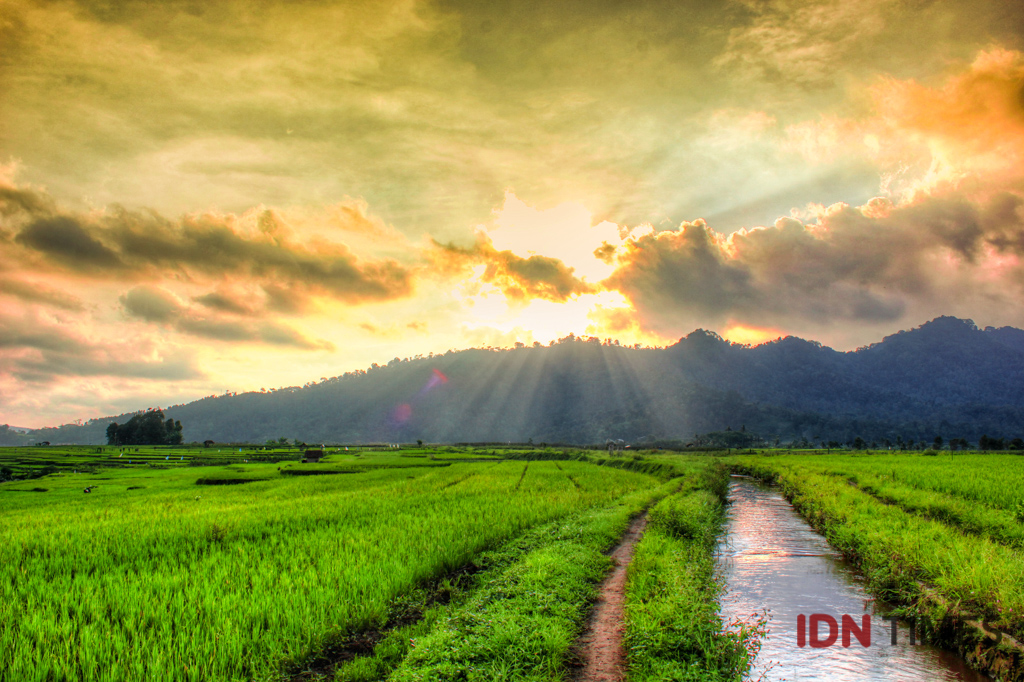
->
[19,316,1024,445]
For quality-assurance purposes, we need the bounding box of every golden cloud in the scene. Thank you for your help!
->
[787,49,1024,198]
[0,177,414,306]
[120,285,333,351]
[431,236,593,303]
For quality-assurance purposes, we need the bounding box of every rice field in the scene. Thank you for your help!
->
[0,445,474,479]
[0,449,658,681]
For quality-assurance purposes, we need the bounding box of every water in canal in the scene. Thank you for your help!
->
[717,476,989,681]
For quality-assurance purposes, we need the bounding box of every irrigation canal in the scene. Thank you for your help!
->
[717,476,989,681]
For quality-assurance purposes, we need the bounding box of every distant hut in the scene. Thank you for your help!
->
[302,449,324,463]
[605,439,626,455]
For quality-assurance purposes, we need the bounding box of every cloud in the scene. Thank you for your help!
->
[193,290,253,315]
[0,311,202,385]
[427,191,641,304]
[120,285,334,351]
[261,283,310,314]
[483,193,628,282]
[15,215,124,270]
[786,49,1024,197]
[432,237,592,303]
[176,317,332,351]
[120,285,184,322]
[2,179,414,305]
[0,278,84,311]
[192,283,315,317]
[715,0,894,89]
[0,175,54,219]
[607,219,757,321]
[605,191,1024,337]
[586,50,1024,342]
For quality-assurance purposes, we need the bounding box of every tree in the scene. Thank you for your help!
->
[166,419,183,445]
[106,422,120,445]
[106,410,183,445]
[934,435,943,450]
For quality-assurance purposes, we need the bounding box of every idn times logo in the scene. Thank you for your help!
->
[796,613,1008,648]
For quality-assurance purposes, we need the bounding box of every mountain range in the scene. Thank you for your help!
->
[7,316,1024,446]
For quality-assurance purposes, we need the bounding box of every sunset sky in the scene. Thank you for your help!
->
[3,0,1024,428]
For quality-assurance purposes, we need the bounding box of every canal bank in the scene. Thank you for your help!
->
[718,476,990,681]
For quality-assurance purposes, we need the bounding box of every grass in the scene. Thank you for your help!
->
[333,457,747,681]
[0,451,656,681]
[383,485,666,682]
[0,445,766,680]
[623,464,762,682]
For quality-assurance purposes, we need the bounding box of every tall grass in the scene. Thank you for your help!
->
[624,472,761,682]
[0,459,654,680]
[385,485,668,682]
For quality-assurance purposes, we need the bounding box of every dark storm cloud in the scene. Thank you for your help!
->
[105,207,412,302]
[255,322,331,350]
[12,352,201,383]
[261,283,309,314]
[0,322,86,354]
[193,291,252,315]
[0,182,54,218]
[175,317,331,350]
[493,251,588,301]
[120,285,183,322]
[608,220,756,319]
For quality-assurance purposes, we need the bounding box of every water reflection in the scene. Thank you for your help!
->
[717,477,988,681]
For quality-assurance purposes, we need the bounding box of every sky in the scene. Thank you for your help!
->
[3,0,1024,428]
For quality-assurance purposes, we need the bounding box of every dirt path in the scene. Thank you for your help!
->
[570,511,649,682]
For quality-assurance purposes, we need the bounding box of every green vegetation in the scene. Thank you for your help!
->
[14,443,1021,679]
[106,409,183,445]
[624,466,761,682]
[383,486,665,681]
[327,456,760,682]
[0,444,759,681]
[735,453,1024,650]
[0,450,658,681]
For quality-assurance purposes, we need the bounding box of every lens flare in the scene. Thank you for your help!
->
[392,403,412,424]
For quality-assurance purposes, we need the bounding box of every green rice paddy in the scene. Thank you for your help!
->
[8,444,1018,680]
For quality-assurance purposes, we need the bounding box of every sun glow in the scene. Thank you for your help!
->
[722,324,782,346]
[484,192,626,282]
[460,281,670,348]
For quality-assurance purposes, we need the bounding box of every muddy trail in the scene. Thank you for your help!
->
[569,511,649,682]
